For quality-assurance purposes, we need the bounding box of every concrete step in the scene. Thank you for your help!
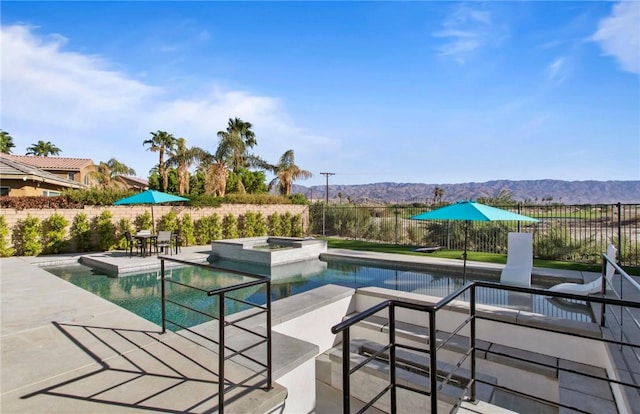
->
[459,399,519,413]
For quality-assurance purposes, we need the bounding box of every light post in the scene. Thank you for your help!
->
[320,172,335,236]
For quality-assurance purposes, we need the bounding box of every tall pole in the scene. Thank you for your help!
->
[320,172,334,204]
[320,172,335,236]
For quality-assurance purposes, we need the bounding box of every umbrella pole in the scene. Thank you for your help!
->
[151,206,155,234]
[463,220,468,282]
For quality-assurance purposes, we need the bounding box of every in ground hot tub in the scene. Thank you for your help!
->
[210,237,327,266]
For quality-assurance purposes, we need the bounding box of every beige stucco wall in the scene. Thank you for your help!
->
[1,180,68,197]
[0,203,309,251]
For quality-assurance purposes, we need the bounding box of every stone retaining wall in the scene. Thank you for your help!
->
[1,204,309,249]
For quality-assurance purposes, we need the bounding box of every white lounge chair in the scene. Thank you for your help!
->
[548,244,617,296]
[500,232,533,287]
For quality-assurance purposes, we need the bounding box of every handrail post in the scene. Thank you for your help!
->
[160,259,166,334]
[341,329,351,414]
[429,310,438,413]
[389,303,397,413]
[601,254,607,327]
[266,281,273,390]
[219,293,225,414]
[470,285,477,401]
[616,202,621,263]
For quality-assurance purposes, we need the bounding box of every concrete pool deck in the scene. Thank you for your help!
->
[1,245,633,413]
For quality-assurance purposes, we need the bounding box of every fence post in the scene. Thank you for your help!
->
[617,202,621,262]
[394,206,399,245]
[322,203,326,237]
[355,204,358,240]
[160,259,167,334]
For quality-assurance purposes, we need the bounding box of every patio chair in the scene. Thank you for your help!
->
[156,231,173,255]
[173,230,182,254]
[548,244,617,296]
[124,231,142,258]
[500,232,533,287]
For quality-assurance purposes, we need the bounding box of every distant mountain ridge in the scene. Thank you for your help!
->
[292,180,640,204]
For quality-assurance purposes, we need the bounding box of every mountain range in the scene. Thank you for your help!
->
[292,180,640,205]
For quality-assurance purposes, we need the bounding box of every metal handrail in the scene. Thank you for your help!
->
[601,252,640,370]
[332,276,640,413]
[159,257,272,414]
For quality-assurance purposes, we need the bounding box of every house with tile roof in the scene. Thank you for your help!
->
[0,154,87,196]
[4,154,96,187]
[116,175,149,191]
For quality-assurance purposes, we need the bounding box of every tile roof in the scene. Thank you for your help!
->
[4,154,95,171]
[119,175,149,186]
[0,154,86,188]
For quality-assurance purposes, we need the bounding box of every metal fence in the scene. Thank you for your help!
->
[309,203,640,267]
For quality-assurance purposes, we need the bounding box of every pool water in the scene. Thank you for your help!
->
[44,258,593,330]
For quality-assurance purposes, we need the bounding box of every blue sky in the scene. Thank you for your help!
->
[1,1,639,187]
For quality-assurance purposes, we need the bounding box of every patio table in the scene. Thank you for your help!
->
[134,233,157,257]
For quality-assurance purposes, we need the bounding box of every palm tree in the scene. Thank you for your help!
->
[26,140,61,156]
[433,186,444,204]
[90,158,136,189]
[216,117,257,172]
[268,149,313,196]
[0,131,15,154]
[197,150,229,197]
[165,137,205,196]
[143,131,176,192]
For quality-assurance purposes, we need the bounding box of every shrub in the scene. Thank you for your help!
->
[0,215,14,257]
[268,212,283,236]
[255,212,268,236]
[375,218,395,243]
[240,211,258,237]
[95,210,116,251]
[70,213,92,252]
[195,214,221,244]
[282,212,293,237]
[159,211,179,232]
[534,223,573,261]
[288,193,308,205]
[291,214,303,237]
[116,218,133,250]
[63,188,134,206]
[222,214,238,239]
[223,193,291,205]
[309,204,374,238]
[135,211,153,232]
[43,213,69,254]
[180,214,196,247]
[13,214,42,256]
[187,195,223,208]
[210,214,222,241]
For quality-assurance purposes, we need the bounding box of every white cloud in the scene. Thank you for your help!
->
[0,24,338,177]
[592,1,640,75]
[1,25,160,129]
[547,57,567,84]
[433,4,494,64]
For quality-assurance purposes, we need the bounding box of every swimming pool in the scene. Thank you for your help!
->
[44,258,593,330]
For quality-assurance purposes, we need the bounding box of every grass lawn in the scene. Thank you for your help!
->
[325,238,640,275]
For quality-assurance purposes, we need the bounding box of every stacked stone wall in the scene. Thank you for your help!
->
[0,204,309,250]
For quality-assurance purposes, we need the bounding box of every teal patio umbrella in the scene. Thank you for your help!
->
[411,201,539,278]
[114,190,188,232]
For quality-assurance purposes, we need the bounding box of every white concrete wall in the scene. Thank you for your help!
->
[277,359,316,414]
[273,295,354,354]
